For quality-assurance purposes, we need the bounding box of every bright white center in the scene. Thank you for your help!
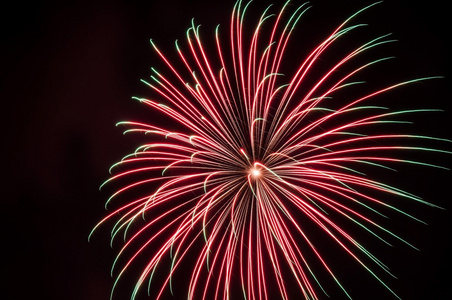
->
[251,168,261,177]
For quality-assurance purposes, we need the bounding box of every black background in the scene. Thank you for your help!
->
[2,0,450,299]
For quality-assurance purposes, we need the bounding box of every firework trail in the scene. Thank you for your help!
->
[90,1,449,299]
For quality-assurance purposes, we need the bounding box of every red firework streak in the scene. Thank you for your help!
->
[90,1,449,299]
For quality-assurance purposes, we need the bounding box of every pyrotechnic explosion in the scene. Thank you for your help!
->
[90,1,448,299]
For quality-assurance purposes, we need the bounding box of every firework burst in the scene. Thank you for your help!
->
[90,1,449,299]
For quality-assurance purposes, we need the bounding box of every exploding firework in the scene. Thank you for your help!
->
[90,1,449,299]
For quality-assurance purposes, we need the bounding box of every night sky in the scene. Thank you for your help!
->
[2,0,450,299]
